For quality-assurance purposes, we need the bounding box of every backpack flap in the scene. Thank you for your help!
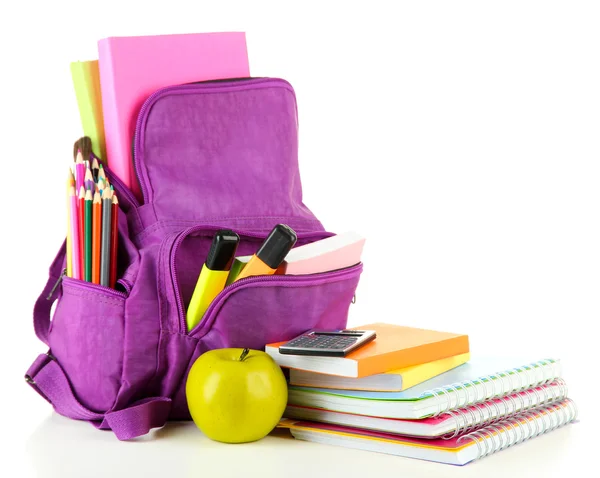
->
[133,78,324,233]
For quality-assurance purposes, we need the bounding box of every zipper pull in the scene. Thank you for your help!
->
[47,269,67,300]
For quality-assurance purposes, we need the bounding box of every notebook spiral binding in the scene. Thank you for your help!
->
[422,359,561,416]
[441,378,568,438]
[457,398,578,461]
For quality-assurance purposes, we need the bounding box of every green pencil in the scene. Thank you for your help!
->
[85,189,93,282]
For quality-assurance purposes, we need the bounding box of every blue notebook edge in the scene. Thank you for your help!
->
[288,357,560,401]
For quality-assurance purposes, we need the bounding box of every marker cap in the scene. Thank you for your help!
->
[206,230,240,271]
[256,224,297,269]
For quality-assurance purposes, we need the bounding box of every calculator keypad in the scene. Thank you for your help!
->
[284,335,358,350]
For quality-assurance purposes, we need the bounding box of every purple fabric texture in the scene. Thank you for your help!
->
[28,78,362,439]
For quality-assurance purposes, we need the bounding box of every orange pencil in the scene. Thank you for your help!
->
[78,186,86,280]
[92,191,102,284]
[110,194,119,288]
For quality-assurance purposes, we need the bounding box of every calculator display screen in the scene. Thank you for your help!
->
[312,331,364,336]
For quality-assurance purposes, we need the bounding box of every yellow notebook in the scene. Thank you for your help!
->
[70,60,107,162]
[288,353,470,392]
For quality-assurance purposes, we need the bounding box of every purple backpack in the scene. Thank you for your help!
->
[26,78,362,440]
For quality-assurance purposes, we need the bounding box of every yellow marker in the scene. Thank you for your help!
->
[186,230,240,332]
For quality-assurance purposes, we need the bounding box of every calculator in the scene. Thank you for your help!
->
[278,330,377,357]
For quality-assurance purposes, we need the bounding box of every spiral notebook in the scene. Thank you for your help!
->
[285,378,568,438]
[287,357,562,419]
[279,399,578,466]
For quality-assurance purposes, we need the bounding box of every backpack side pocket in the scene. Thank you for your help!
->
[49,279,127,413]
[43,200,140,414]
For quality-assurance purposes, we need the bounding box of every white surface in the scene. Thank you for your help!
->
[1,0,598,476]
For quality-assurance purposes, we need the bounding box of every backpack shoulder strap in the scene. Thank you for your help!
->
[34,243,67,345]
[25,353,171,440]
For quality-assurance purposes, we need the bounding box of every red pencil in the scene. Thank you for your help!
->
[110,194,119,288]
[78,186,86,280]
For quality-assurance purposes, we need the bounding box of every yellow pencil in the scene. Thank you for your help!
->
[66,168,75,277]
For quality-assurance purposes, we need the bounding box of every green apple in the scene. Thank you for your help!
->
[186,348,288,443]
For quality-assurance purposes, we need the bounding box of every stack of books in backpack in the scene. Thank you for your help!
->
[266,323,577,466]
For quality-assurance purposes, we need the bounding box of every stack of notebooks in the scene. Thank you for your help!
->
[266,323,577,466]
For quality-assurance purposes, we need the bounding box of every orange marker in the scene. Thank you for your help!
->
[234,224,297,282]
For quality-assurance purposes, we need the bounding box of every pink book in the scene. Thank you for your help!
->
[97,32,250,200]
[282,231,365,275]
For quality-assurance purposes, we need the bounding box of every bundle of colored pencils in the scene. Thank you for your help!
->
[67,151,119,288]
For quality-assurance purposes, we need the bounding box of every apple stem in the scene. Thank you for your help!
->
[239,348,250,361]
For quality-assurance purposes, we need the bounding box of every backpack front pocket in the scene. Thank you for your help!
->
[154,224,363,418]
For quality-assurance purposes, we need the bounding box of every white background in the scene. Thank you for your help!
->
[0,1,597,476]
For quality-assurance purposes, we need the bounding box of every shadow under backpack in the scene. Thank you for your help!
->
[25,77,362,440]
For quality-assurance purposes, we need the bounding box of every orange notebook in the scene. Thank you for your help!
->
[265,323,469,378]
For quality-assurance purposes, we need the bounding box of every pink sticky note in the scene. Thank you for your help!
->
[98,32,250,200]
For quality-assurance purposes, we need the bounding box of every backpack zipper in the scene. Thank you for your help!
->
[188,263,363,338]
[90,152,140,209]
[47,268,67,299]
[47,271,129,299]
[62,276,129,299]
[167,225,332,334]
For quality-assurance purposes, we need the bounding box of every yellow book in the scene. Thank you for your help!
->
[287,352,470,392]
[70,60,107,162]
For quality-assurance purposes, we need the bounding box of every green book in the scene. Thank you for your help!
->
[70,60,107,162]
[225,256,251,286]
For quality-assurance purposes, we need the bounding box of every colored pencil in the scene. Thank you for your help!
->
[92,191,102,284]
[85,167,95,193]
[66,169,75,277]
[97,178,105,196]
[78,186,85,280]
[110,194,119,288]
[91,157,100,182]
[100,188,113,287]
[75,150,85,194]
[85,189,93,282]
[67,167,75,188]
[98,163,106,182]
[69,186,81,280]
